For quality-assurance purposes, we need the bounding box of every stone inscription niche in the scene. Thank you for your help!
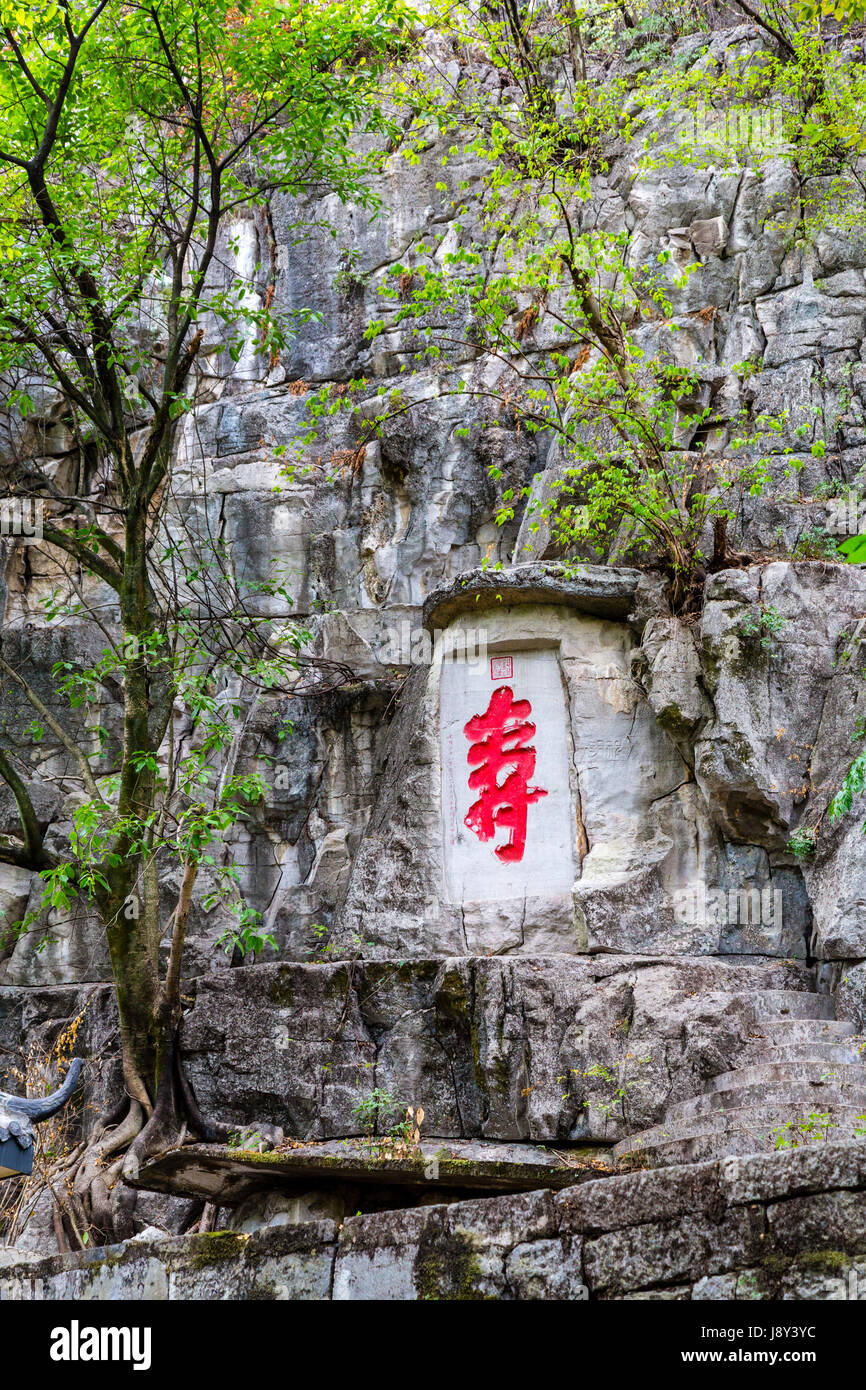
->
[431,591,706,956]
[440,647,576,907]
[335,568,809,959]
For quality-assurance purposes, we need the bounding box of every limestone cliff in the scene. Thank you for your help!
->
[5,10,866,1299]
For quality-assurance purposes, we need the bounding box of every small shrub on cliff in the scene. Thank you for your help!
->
[788,825,819,860]
[739,604,787,650]
[771,1111,836,1149]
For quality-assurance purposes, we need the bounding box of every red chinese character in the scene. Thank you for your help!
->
[463,685,547,863]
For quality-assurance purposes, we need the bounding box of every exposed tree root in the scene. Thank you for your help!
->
[49,1030,224,1249]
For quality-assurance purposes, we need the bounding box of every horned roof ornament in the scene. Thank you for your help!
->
[0,1058,83,1179]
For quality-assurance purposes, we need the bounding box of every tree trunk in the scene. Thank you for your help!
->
[103,494,163,1108]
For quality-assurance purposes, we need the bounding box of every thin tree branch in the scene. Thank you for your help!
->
[0,747,51,867]
[0,655,108,807]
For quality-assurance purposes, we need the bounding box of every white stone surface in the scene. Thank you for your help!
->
[440,646,576,906]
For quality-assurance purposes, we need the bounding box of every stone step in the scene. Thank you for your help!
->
[667,1082,866,1123]
[750,991,836,1022]
[620,1127,866,1168]
[614,1103,866,1162]
[743,1018,857,1045]
[741,1042,866,1065]
[707,1061,866,1093]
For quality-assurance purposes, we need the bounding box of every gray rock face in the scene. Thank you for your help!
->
[636,616,711,761]
[178,955,815,1146]
[330,565,840,961]
[420,563,662,630]
[331,1140,866,1300]
[6,21,866,981]
[0,1223,338,1300]
[615,989,866,1167]
[0,982,119,1138]
[130,1137,596,1221]
[695,564,866,850]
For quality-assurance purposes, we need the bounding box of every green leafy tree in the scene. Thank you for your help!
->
[302,3,784,608]
[0,0,406,1242]
[314,1,866,608]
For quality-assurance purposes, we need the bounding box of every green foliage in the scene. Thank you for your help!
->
[642,3,866,239]
[226,1126,280,1152]
[813,478,845,501]
[317,0,838,607]
[769,1102,866,1150]
[828,689,866,849]
[738,604,787,650]
[0,0,407,393]
[791,526,841,560]
[771,1111,835,1149]
[839,533,866,564]
[306,922,374,960]
[351,1087,404,1138]
[787,825,819,860]
[10,544,308,941]
[796,0,866,20]
[829,746,866,822]
[561,1052,651,1131]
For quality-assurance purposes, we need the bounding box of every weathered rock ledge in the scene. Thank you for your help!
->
[421,563,666,632]
[130,1138,602,1207]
